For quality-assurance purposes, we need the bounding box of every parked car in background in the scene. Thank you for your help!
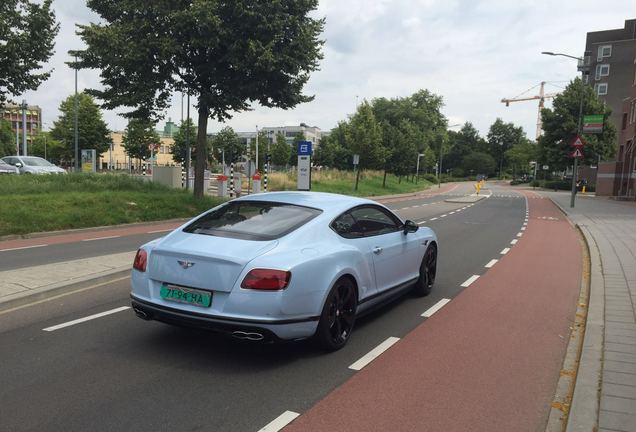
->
[131,191,438,351]
[1,156,66,174]
[0,159,19,175]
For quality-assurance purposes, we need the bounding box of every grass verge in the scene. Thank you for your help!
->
[0,173,223,236]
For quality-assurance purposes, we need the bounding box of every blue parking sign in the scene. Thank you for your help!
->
[297,141,312,156]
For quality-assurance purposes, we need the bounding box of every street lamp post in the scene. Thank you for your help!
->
[541,51,588,208]
[416,153,424,183]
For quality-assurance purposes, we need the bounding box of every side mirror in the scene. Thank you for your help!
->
[15,162,22,168]
[403,219,419,234]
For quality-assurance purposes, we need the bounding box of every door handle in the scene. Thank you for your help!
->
[373,247,383,255]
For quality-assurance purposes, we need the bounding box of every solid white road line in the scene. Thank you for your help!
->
[0,244,48,252]
[147,229,172,234]
[81,235,121,242]
[485,259,498,268]
[511,239,518,245]
[500,247,511,255]
[461,275,480,288]
[422,298,451,318]
[258,411,300,432]
[349,337,400,371]
[43,306,130,332]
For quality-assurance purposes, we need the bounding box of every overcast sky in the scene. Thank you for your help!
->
[22,1,633,139]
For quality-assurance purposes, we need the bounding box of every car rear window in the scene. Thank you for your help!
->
[183,201,322,240]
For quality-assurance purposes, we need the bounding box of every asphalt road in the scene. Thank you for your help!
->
[0,183,530,432]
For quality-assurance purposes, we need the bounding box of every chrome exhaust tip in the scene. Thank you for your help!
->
[232,331,265,341]
[133,307,149,320]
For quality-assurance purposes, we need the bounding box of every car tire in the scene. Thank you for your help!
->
[413,244,437,297]
[314,277,357,351]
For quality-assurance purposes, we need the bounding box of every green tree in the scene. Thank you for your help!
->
[212,126,243,164]
[50,92,112,164]
[445,123,486,171]
[0,119,14,157]
[487,118,526,177]
[30,131,65,163]
[539,78,616,170]
[462,152,496,176]
[0,0,59,102]
[170,119,197,165]
[506,139,538,178]
[271,132,291,167]
[78,1,324,199]
[122,118,160,165]
[347,101,385,190]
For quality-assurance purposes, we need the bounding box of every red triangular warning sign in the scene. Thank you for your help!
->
[572,135,585,148]
[571,148,584,158]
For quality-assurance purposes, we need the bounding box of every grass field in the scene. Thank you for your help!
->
[0,169,437,236]
[267,169,434,196]
[0,173,223,236]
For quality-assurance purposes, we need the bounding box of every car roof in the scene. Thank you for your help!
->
[235,191,378,214]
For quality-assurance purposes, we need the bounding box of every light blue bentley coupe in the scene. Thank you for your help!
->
[131,192,437,350]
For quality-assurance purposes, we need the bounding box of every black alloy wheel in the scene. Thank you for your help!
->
[315,277,357,351]
[414,244,437,297]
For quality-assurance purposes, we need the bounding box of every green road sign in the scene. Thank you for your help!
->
[583,115,603,134]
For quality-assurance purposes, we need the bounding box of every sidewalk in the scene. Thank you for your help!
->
[545,191,636,432]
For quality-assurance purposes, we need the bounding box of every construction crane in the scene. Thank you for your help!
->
[501,81,559,140]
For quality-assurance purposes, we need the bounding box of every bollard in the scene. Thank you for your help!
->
[216,175,228,197]
[229,163,235,198]
[252,172,261,194]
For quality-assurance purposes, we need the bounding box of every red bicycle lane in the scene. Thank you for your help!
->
[285,191,582,431]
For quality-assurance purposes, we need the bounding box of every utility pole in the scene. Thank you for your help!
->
[185,93,190,190]
[73,54,79,172]
[21,100,27,156]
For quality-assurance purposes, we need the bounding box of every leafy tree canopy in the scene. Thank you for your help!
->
[462,151,496,176]
[0,0,59,102]
[271,132,291,167]
[445,123,487,170]
[50,92,112,163]
[539,78,616,170]
[0,119,15,157]
[170,119,197,165]
[29,131,65,163]
[122,117,160,161]
[212,126,243,164]
[78,0,324,198]
[487,118,527,169]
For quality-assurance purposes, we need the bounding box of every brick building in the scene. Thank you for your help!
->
[0,103,42,154]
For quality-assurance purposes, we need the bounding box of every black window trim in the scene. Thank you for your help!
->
[183,200,323,241]
[330,204,404,239]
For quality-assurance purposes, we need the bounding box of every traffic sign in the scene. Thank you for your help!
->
[572,135,584,148]
[583,115,603,134]
[571,148,584,158]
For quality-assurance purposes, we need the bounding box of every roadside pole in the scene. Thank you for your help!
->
[570,85,585,208]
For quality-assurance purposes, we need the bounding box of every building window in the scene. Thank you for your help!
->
[594,83,608,96]
[595,64,610,80]
[583,74,589,84]
[597,45,612,61]
[630,101,636,124]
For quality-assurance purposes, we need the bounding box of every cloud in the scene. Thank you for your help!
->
[15,0,635,141]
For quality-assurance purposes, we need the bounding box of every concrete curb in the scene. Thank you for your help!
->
[549,198,604,432]
[565,225,604,432]
[0,267,131,313]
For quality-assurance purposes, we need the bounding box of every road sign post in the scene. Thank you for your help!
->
[297,141,312,191]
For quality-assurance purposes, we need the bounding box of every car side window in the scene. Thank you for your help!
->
[331,205,401,238]
[4,157,15,165]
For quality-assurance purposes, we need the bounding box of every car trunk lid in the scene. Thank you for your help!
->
[148,233,278,292]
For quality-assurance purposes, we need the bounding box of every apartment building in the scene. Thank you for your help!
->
[0,102,42,153]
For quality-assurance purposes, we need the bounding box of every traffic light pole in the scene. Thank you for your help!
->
[570,84,585,208]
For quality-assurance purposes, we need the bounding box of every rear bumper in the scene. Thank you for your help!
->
[131,295,319,341]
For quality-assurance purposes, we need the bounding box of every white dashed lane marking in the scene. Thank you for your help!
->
[422,299,451,317]
[461,275,480,288]
[0,244,48,252]
[81,235,121,242]
[43,306,130,332]
[485,259,498,268]
[258,411,300,432]
[500,247,511,255]
[511,239,518,245]
[349,337,401,371]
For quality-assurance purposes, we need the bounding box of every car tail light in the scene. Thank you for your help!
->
[133,249,147,272]
[241,269,291,290]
